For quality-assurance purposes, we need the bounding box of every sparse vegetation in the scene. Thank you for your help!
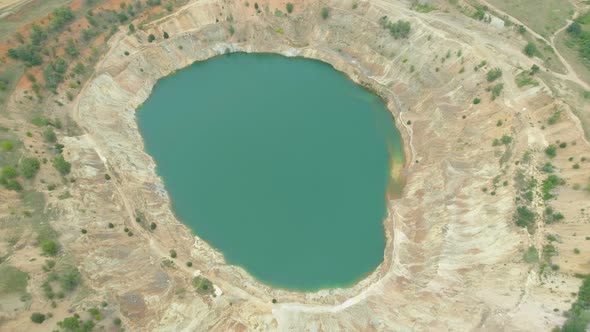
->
[523,246,539,263]
[192,276,214,294]
[547,110,562,125]
[515,71,539,87]
[553,274,590,331]
[490,83,504,100]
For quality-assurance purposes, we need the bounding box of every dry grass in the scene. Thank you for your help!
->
[487,0,574,37]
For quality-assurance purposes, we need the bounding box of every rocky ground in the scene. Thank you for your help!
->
[0,0,589,331]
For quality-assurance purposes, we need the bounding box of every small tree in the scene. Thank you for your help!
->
[128,24,135,33]
[321,7,329,19]
[286,3,293,13]
[566,22,581,35]
[170,250,177,258]
[148,34,155,42]
[163,31,169,39]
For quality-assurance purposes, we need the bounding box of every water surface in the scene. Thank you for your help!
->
[137,53,404,290]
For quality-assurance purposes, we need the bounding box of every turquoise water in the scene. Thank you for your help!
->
[137,53,404,290]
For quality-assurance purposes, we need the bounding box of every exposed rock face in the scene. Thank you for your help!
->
[23,0,588,331]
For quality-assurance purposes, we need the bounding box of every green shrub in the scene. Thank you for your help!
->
[554,274,590,331]
[501,135,512,145]
[88,307,102,320]
[41,240,58,256]
[545,145,557,158]
[49,6,74,32]
[542,175,565,200]
[150,222,157,230]
[192,276,213,294]
[59,268,81,292]
[43,57,68,90]
[524,42,538,57]
[65,38,79,58]
[380,18,411,39]
[523,246,539,263]
[490,83,504,100]
[321,7,329,19]
[1,166,18,179]
[1,140,13,151]
[31,312,46,324]
[473,98,481,104]
[148,34,155,42]
[43,127,57,143]
[486,68,502,82]
[515,71,538,87]
[548,110,561,125]
[515,206,536,231]
[20,157,40,178]
[542,163,554,173]
[52,155,71,175]
[1,179,22,191]
[286,3,293,13]
[170,250,177,258]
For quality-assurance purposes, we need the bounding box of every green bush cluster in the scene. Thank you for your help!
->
[486,68,503,82]
[542,175,565,200]
[52,155,71,175]
[515,206,536,230]
[379,17,411,39]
